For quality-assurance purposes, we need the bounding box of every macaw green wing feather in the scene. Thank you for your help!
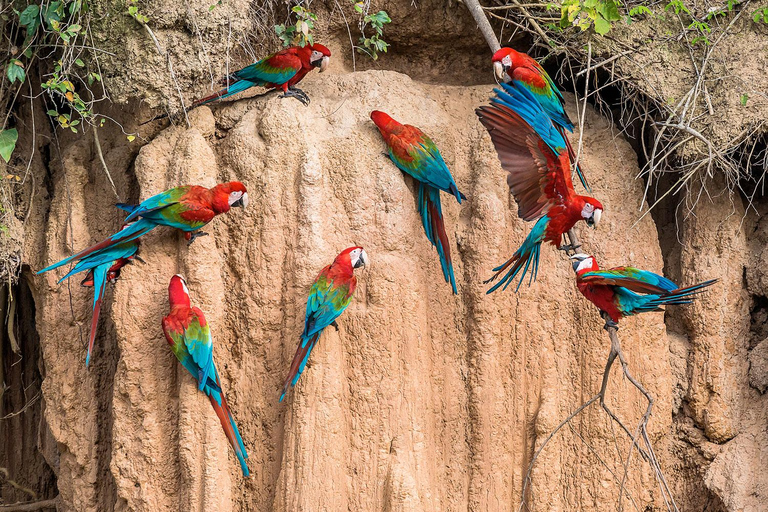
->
[233,52,301,85]
[121,186,190,222]
[580,267,678,294]
[303,273,353,338]
[183,310,215,391]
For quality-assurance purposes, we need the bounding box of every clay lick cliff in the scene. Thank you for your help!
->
[1,0,767,511]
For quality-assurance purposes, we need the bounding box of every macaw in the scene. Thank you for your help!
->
[492,47,590,192]
[72,234,140,367]
[280,247,368,402]
[570,253,717,328]
[37,182,248,275]
[194,43,331,107]
[162,275,249,477]
[370,110,465,294]
[476,81,604,293]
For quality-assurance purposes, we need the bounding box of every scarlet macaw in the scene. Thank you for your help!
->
[37,182,248,275]
[476,81,603,293]
[492,48,590,191]
[162,275,249,476]
[280,247,368,402]
[370,111,465,294]
[194,43,331,107]
[570,253,717,328]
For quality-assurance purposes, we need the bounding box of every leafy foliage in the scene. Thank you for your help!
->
[0,129,18,163]
[560,0,621,35]
[355,4,391,59]
[275,5,318,47]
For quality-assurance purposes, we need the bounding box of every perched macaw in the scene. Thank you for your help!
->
[492,47,590,191]
[71,234,140,367]
[162,275,249,476]
[476,81,603,293]
[370,111,465,294]
[280,247,368,402]
[570,253,717,328]
[194,43,331,107]
[37,182,248,275]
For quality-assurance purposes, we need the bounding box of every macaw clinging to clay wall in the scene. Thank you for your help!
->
[280,247,368,402]
[492,47,590,191]
[370,110,465,294]
[476,81,603,293]
[193,43,331,107]
[37,182,248,275]
[162,275,249,476]
[570,253,717,328]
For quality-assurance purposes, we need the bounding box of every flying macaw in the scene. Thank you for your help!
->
[162,274,249,476]
[370,110,465,294]
[492,47,590,192]
[37,182,248,276]
[70,233,140,367]
[476,81,604,293]
[194,43,331,107]
[570,253,717,328]
[280,247,368,402]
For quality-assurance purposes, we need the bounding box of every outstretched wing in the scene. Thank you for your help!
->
[233,50,302,86]
[512,63,572,131]
[579,267,678,295]
[476,82,574,221]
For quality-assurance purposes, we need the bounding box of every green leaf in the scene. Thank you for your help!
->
[19,5,40,27]
[68,23,82,32]
[75,58,85,67]
[593,15,611,34]
[0,129,18,163]
[598,0,620,21]
[46,109,58,116]
[740,93,749,106]
[6,60,25,84]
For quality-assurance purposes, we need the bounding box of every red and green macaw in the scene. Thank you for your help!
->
[162,275,249,476]
[370,111,465,294]
[280,247,368,402]
[37,182,248,276]
[194,43,331,107]
[492,48,590,192]
[570,253,717,328]
[476,81,603,293]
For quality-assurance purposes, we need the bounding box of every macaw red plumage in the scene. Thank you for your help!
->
[476,81,603,293]
[570,253,717,327]
[492,47,590,191]
[37,182,248,276]
[280,247,368,402]
[370,111,465,294]
[162,275,249,476]
[193,43,331,107]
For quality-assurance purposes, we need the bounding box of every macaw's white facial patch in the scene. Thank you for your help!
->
[228,190,246,207]
[174,274,189,296]
[581,203,595,219]
[576,257,594,273]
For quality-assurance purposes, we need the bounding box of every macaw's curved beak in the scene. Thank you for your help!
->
[586,209,602,229]
[493,61,506,81]
[354,249,369,269]
[232,192,248,208]
[318,56,330,73]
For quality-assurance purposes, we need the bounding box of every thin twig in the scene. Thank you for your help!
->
[92,127,120,201]
[0,498,59,511]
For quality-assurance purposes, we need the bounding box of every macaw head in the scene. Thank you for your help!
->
[570,253,598,273]
[370,110,396,138]
[492,47,521,83]
[210,181,248,213]
[168,274,192,308]
[336,246,369,271]
[310,43,331,72]
[579,197,603,229]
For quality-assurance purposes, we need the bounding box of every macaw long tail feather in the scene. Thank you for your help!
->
[279,332,321,402]
[484,216,548,294]
[562,127,591,193]
[192,79,255,108]
[419,183,457,294]
[85,265,109,367]
[38,219,155,275]
[209,391,250,477]
[647,279,718,309]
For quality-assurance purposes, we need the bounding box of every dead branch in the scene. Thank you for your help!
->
[92,127,120,202]
[461,0,501,52]
[0,498,58,511]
